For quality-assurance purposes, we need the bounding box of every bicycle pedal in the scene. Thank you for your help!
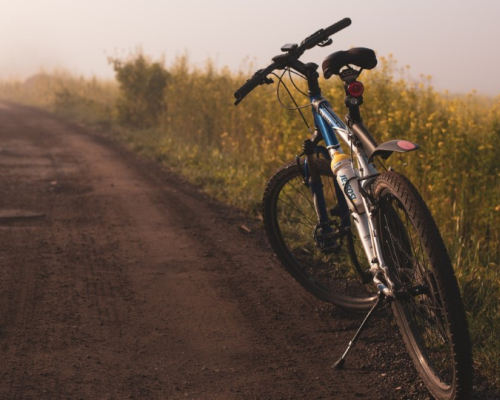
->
[316,232,340,254]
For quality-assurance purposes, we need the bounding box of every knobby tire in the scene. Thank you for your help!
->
[374,171,472,400]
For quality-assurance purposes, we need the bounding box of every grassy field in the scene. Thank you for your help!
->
[1,55,499,386]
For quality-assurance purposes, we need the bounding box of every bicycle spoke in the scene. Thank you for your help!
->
[264,160,377,309]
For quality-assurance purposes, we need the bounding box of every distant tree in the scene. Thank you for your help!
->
[110,53,169,128]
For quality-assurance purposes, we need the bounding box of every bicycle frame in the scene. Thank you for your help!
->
[307,93,396,297]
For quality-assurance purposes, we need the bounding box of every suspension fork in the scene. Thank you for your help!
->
[300,142,350,233]
[354,155,396,297]
[303,142,330,231]
[357,196,396,297]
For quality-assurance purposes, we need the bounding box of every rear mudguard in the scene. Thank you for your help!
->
[368,140,419,162]
[350,122,419,162]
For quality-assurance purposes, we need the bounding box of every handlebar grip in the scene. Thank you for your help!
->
[324,18,352,37]
[299,17,352,53]
[234,72,263,105]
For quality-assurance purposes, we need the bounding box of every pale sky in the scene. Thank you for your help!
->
[1,0,499,95]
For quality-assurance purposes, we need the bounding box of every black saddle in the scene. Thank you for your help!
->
[322,47,378,79]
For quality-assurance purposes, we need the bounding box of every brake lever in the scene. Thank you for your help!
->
[317,38,333,47]
[263,77,274,85]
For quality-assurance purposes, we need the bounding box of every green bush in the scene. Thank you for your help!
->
[110,53,169,128]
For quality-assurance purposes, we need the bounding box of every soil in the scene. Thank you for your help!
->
[0,102,496,399]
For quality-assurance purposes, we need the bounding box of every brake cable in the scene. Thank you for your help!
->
[273,68,313,133]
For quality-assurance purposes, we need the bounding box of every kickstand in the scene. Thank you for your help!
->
[333,292,385,370]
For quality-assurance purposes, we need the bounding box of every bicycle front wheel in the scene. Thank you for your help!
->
[263,159,377,311]
[374,171,472,400]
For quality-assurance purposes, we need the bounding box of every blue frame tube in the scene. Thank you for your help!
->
[313,111,341,149]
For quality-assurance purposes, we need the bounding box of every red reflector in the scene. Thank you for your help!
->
[347,81,364,97]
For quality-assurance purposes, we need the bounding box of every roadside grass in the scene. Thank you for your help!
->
[1,57,499,387]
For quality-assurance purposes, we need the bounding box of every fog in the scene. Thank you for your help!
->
[1,0,499,95]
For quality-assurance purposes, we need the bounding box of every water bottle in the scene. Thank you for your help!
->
[331,152,365,214]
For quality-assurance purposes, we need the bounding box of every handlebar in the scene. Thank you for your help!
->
[298,18,351,54]
[234,18,351,105]
[234,64,277,105]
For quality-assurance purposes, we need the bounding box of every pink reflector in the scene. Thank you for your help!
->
[397,140,416,150]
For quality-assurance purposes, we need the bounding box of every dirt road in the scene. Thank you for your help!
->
[0,103,493,399]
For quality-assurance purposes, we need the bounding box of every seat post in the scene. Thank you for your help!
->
[346,99,362,125]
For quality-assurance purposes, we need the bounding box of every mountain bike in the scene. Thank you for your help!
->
[234,18,473,400]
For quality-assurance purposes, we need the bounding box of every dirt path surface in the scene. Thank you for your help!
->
[0,103,495,400]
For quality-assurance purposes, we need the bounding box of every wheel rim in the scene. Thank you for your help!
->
[274,166,377,305]
[379,194,455,391]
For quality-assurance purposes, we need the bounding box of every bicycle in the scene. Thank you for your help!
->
[234,18,473,400]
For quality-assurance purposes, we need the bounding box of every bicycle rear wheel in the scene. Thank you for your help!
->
[263,159,377,311]
[374,171,472,400]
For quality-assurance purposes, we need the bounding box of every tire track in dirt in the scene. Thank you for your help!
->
[0,102,496,399]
